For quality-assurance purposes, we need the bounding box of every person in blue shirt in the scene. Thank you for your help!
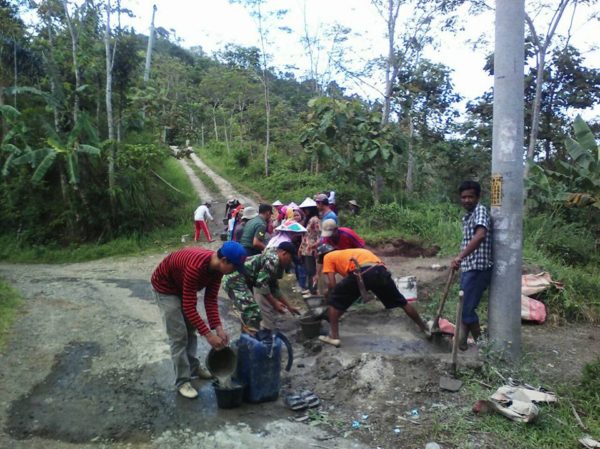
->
[315,193,338,224]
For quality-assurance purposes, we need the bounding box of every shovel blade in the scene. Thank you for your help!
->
[439,376,463,392]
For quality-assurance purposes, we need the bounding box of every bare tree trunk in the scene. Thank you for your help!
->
[143,4,157,83]
[262,78,271,176]
[406,117,415,192]
[223,118,230,154]
[380,0,401,126]
[201,123,205,147]
[375,0,402,202]
[255,1,271,177]
[523,1,571,180]
[13,41,17,108]
[105,0,117,216]
[63,0,81,125]
[44,12,60,133]
[525,51,545,174]
[212,105,219,141]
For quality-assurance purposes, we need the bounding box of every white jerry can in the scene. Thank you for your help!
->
[394,275,417,302]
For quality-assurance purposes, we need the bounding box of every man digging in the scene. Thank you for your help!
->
[317,245,430,347]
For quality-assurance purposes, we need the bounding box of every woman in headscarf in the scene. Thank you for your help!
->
[298,197,321,296]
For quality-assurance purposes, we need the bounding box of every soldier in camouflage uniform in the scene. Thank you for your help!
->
[223,242,301,330]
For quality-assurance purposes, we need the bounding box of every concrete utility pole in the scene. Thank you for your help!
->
[488,0,525,361]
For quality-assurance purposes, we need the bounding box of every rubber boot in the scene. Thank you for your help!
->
[470,322,481,342]
[458,323,469,351]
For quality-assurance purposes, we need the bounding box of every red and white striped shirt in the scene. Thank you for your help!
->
[151,247,222,336]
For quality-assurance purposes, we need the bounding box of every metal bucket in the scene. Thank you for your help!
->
[303,295,324,309]
[206,347,237,379]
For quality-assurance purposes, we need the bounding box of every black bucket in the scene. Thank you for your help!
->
[212,380,245,409]
[300,316,321,339]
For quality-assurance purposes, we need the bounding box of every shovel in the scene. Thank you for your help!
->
[439,290,464,392]
[430,267,457,336]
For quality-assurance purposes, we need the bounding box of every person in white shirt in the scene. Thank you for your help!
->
[194,202,215,242]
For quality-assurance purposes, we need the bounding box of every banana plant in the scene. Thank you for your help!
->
[11,115,101,186]
[560,115,600,209]
[0,104,28,177]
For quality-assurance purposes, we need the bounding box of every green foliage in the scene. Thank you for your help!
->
[115,142,169,170]
[580,358,600,401]
[524,213,596,265]
[300,97,397,198]
[350,201,462,254]
[0,156,197,262]
[560,115,600,209]
[0,279,22,348]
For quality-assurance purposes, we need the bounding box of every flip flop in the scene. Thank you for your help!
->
[285,394,308,411]
[299,390,320,408]
[318,335,341,347]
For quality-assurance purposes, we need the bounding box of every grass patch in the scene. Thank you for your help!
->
[0,279,23,348]
[186,157,222,197]
[0,157,198,264]
[431,354,600,449]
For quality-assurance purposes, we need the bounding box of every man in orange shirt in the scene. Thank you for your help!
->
[317,245,429,347]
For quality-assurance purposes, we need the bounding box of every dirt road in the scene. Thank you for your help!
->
[1,154,598,449]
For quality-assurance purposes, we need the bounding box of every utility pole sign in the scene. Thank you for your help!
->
[489,0,525,361]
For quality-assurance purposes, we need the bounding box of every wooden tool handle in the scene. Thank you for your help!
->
[451,290,464,376]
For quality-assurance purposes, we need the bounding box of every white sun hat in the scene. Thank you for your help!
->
[298,197,317,208]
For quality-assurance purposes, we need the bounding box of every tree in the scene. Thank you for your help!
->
[300,97,397,201]
[104,0,118,213]
[393,59,461,191]
[230,0,288,176]
[559,115,600,209]
[466,44,600,172]
[143,4,157,84]
[370,0,470,194]
[523,0,595,178]
[0,0,27,139]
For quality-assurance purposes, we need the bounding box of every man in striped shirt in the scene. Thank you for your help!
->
[151,241,247,399]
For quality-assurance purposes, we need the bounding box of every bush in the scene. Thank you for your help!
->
[525,213,596,265]
[233,148,250,167]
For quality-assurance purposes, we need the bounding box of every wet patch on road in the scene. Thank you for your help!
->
[5,341,276,444]
[103,278,153,301]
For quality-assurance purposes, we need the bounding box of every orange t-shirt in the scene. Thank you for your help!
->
[322,248,382,277]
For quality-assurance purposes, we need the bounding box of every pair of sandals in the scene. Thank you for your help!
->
[285,390,321,411]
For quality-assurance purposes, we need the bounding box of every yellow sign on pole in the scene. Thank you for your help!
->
[491,174,502,207]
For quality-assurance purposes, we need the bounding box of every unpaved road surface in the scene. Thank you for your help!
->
[1,154,599,449]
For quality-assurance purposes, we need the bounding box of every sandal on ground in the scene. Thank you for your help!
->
[318,335,341,347]
[285,394,308,411]
[299,390,320,408]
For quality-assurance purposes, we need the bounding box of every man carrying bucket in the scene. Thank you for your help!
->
[223,241,301,331]
[151,242,247,399]
[317,245,429,347]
